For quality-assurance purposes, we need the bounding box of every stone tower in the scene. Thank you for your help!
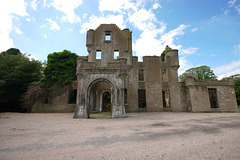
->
[74,24,132,118]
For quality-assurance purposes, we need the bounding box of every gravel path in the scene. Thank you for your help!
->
[0,112,240,160]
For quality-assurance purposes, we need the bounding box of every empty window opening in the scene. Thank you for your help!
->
[96,50,101,59]
[68,90,77,104]
[162,90,170,108]
[161,69,168,82]
[114,50,119,59]
[105,33,111,41]
[124,89,128,104]
[161,54,166,62]
[102,91,112,112]
[138,89,146,108]
[208,88,219,108]
[138,69,144,81]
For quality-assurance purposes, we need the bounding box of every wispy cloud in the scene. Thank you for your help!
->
[233,43,240,55]
[46,18,60,31]
[228,0,240,14]
[213,59,240,79]
[51,0,82,23]
[14,27,23,34]
[80,14,126,33]
[178,56,194,75]
[0,0,28,52]
[191,28,198,32]
[180,47,198,56]
[31,0,37,10]
[99,0,135,12]
[153,3,161,9]
[129,8,158,31]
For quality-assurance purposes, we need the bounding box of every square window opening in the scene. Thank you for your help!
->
[105,33,111,41]
[114,50,119,59]
[138,69,144,81]
[161,69,168,82]
[68,90,77,104]
[96,50,101,59]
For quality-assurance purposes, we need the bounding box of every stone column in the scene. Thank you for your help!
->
[73,78,88,118]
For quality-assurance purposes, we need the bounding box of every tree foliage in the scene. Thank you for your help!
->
[231,74,240,106]
[179,65,217,82]
[0,48,42,112]
[41,50,78,87]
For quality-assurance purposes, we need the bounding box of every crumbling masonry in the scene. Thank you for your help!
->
[73,24,238,118]
[31,24,238,117]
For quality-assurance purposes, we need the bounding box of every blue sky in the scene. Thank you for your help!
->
[0,0,240,79]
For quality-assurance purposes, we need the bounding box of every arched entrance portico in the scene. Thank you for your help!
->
[74,77,126,118]
[87,79,114,118]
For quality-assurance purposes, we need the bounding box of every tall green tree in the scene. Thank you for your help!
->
[232,74,240,106]
[179,65,217,82]
[0,48,42,112]
[41,50,78,87]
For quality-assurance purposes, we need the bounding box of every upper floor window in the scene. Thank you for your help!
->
[105,32,111,41]
[96,50,101,59]
[138,69,144,81]
[114,50,119,59]
[161,69,168,82]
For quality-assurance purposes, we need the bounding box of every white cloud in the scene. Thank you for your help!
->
[15,27,23,34]
[191,27,198,32]
[26,54,38,61]
[228,0,237,7]
[43,34,47,39]
[233,43,240,55]
[0,0,28,52]
[178,56,193,75]
[80,14,126,33]
[160,24,189,48]
[46,18,60,31]
[31,0,37,10]
[228,0,240,14]
[213,59,240,79]
[51,0,83,23]
[133,24,189,60]
[83,13,88,19]
[26,18,31,22]
[180,47,198,55]
[153,3,161,9]
[129,9,157,31]
[99,0,135,12]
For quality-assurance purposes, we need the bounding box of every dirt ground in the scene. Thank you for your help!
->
[0,112,240,160]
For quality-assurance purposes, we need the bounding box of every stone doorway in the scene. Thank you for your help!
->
[101,91,112,112]
[87,79,114,118]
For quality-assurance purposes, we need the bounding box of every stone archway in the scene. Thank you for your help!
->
[74,77,126,119]
[86,78,115,118]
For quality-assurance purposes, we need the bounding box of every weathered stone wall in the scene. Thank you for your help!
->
[126,57,138,111]
[74,24,131,118]
[31,81,78,112]
[184,77,238,112]
[179,82,192,111]
[31,24,238,116]
[86,24,132,67]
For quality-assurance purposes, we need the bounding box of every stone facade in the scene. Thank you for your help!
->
[73,24,238,118]
[32,24,238,117]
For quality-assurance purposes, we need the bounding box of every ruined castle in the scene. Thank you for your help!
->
[32,24,238,117]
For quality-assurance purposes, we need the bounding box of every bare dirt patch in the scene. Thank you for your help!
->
[0,112,240,160]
